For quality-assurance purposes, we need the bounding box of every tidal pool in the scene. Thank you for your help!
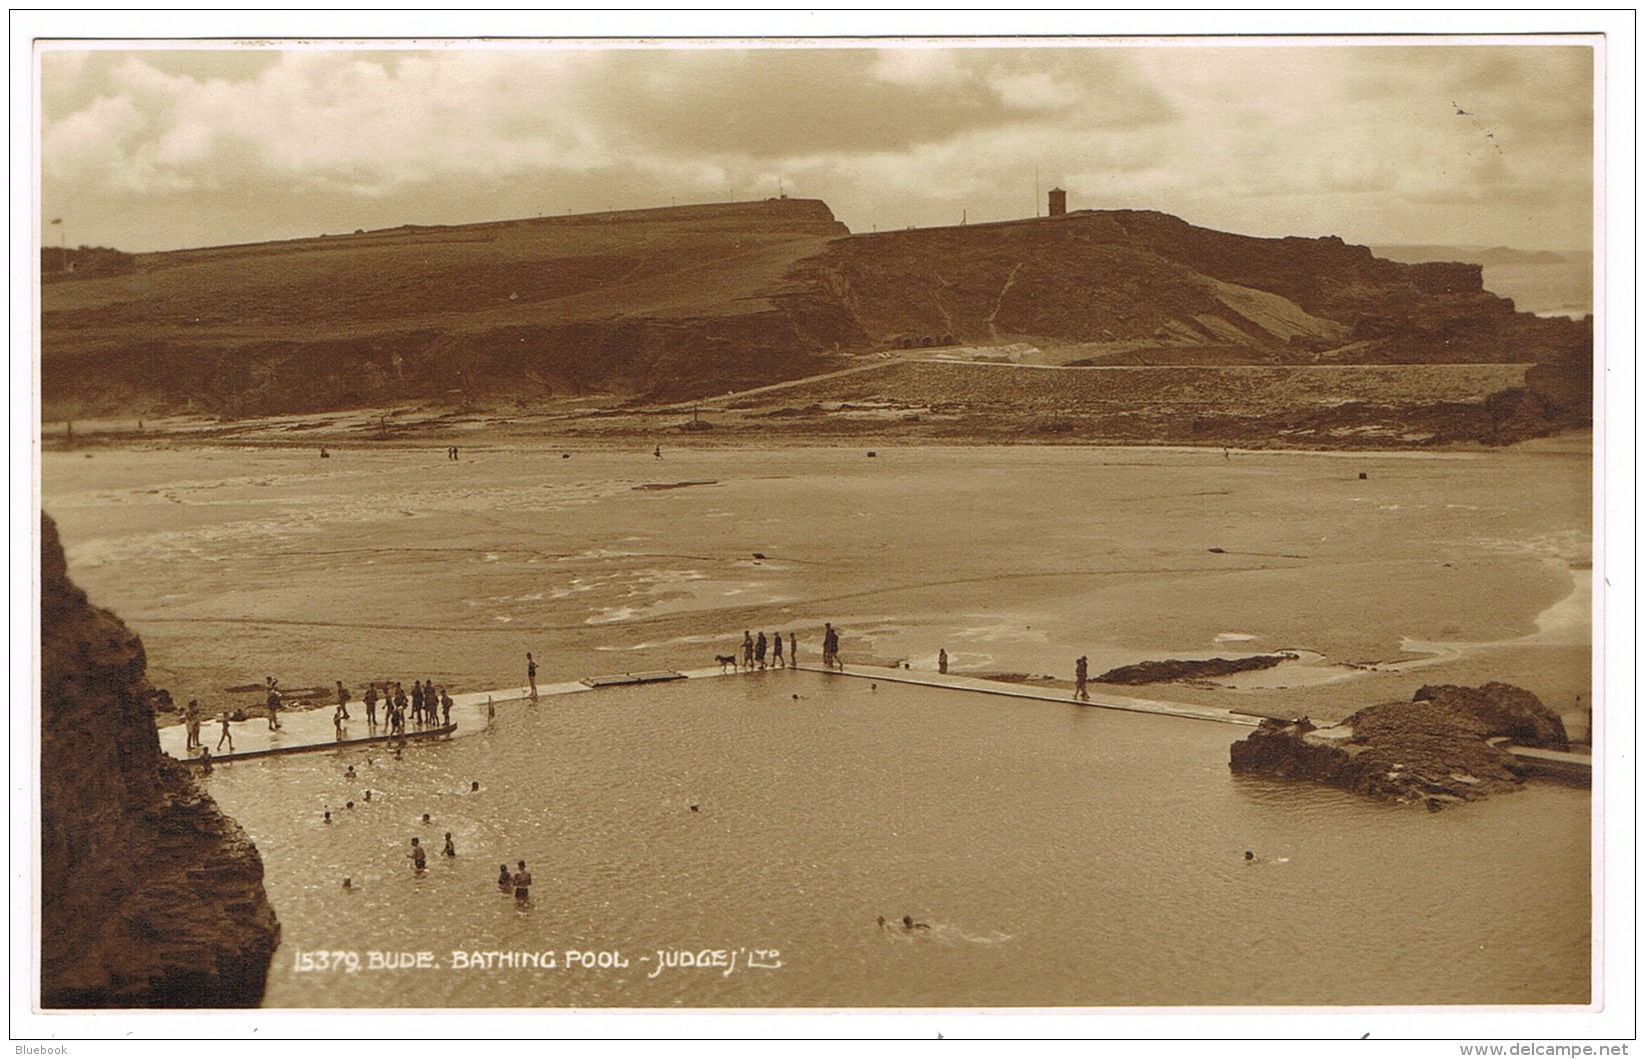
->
[204,671,1590,1009]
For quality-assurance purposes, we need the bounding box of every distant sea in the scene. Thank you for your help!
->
[1373,244,1593,320]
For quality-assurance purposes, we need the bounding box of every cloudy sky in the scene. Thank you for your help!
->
[36,38,1597,254]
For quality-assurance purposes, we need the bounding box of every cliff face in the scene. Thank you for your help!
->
[40,199,1590,425]
[40,514,279,1007]
[1228,683,1570,810]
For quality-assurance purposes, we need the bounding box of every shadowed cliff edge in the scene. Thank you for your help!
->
[40,514,279,1008]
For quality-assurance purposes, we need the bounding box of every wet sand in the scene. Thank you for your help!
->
[41,438,1592,728]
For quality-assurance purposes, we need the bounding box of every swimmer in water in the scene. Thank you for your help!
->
[443,832,456,857]
[409,837,426,871]
[498,864,513,891]
[342,877,352,890]
[422,813,432,824]
[323,810,332,824]
[902,915,930,931]
[470,781,480,792]
[345,765,356,779]
[363,790,371,802]
[345,801,354,810]
[1245,851,1255,862]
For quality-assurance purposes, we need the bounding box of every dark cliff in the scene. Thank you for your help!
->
[1228,682,1571,809]
[40,514,279,1007]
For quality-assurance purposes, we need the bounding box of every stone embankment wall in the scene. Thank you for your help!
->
[40,514,279,1007]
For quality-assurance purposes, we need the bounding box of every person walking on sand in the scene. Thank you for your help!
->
[755,631,768,670]
[741,631,754,670]
[526,653,539,699]
[1074,656,1090,702]
[217,711,234,752]
[772,632,784,668]
[938,648,948,675]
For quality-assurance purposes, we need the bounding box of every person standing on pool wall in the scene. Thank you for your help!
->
[264,677,282,730]
[789,631,797,668]
[772,631,784,668]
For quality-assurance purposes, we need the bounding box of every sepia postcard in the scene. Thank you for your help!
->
[14,10,1634,1050]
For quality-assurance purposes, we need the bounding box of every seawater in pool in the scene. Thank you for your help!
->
[204,671,1591,1008]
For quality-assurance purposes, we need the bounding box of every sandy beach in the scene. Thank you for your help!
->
[40,435,1592,732]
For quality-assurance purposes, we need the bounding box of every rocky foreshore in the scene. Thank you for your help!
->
[1096,653,1297,686]
[40,514,280,1007]
[1228,682,1571,809]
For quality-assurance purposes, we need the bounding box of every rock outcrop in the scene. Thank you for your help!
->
[1096,653,1295,686]
[1228,683,1569,809]
[40,514,279,1007]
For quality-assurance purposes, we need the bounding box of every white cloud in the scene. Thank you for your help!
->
[37,42,1596,252]
[869,48,972,87]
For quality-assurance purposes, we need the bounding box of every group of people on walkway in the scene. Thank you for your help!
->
[728,623,845,671]
[192,674,456,757]
[821,622,843,669]
[740,629,796,670]
[362,679,454,736]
